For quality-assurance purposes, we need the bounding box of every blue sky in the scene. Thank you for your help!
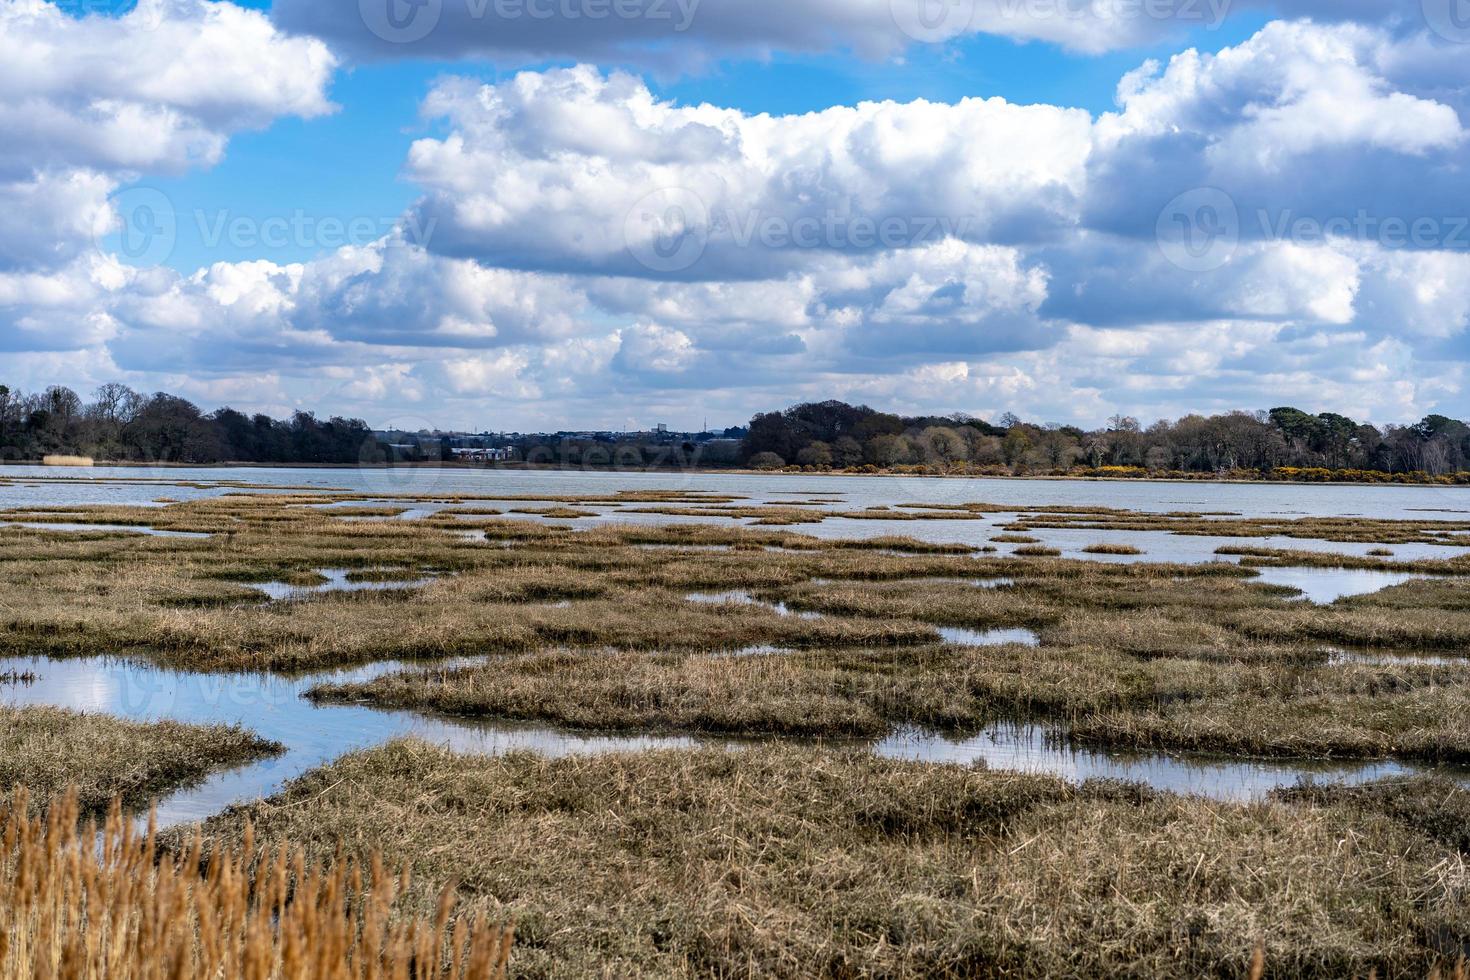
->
[147,10,1274,271]
[4,0,1469,430]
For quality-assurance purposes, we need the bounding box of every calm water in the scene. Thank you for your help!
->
[0,655,703,827]
[0,654,1444,827]
[5,466,1468,588]
[0,520,208,538]
[685,591,824,620]
[253,568,438,602]
[936,627,1042,647]
[1,463,1467,520]
[876,726,1423,798]
[1253,568,1425,604]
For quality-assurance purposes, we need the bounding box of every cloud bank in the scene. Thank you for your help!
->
[2,2,1468,429]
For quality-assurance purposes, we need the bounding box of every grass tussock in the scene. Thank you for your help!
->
[0,788,512,979]
[309,638,1369,740]
[1017,510,1470,547]
[1218,545,1467,575]
[190,741,1470,980]
[1274,775,1470,853]
[1082,542,1145,555]
[1072,683,1470,763]
[308,646,1058,737]
[0,706,281,815]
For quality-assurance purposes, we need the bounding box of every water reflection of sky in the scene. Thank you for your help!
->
[0,521,207,538]
[1251,568,1424,604]
[0,655,701,828]
[3,465,1468,521]
[4,654,1463,828]
[876,726,1423,800]
[7,468,1469,569]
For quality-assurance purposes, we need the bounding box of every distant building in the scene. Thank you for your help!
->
[451,447,515,462]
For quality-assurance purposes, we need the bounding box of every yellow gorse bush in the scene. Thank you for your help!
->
[0,789,512,980]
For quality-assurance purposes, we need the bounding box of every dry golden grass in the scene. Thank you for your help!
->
[189,741,1470,980]
[5,491,1470,758]
[1017,510,1470,546]
[0,789,512,979]
[1275,775,1470,852]
[1082,542,1144,555]
[308,646,1027,737]
[1219,544,1470,575]
[1072,683,1470,762]
[0,705,281,816]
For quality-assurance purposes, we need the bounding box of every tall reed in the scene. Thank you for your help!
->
[0,789,513,979]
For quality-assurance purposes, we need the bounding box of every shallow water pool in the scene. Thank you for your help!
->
[4,654,1463,827]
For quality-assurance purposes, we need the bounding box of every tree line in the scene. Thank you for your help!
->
[0,383,381,465]
[741,401,1470,481]
[4,381,1468,480]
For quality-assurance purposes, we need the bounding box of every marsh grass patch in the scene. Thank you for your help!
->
[182,741,1470,979]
